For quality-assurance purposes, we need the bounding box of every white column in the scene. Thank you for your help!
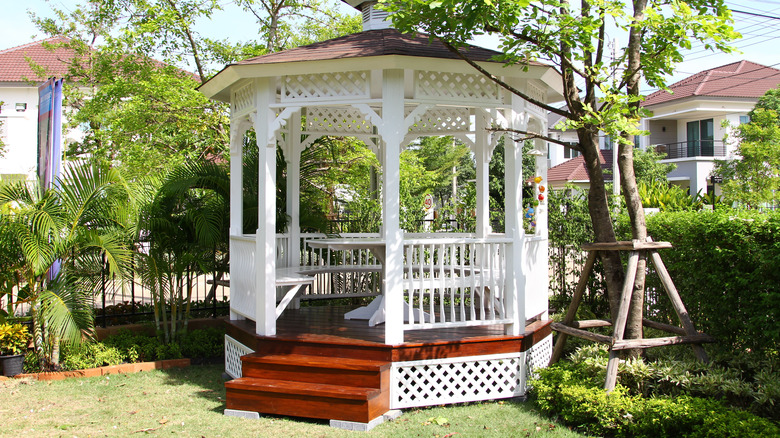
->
[475,111,491,238]
[381,69,405,345]
[229,121,245,320]
[287,110,302,268]
[254,77,277,336]
[504,95,527,336]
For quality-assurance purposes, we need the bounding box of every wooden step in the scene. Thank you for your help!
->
[256,337,392,361]
[241,354,390,389]
[226,377,389,423]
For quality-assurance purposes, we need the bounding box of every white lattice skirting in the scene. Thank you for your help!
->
[391,353,525,409]
[225,335,254,379]
[525,334,553,381]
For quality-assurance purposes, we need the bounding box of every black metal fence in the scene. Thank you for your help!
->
[95,260,230,327]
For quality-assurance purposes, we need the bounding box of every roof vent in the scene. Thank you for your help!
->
[361,1,391,31]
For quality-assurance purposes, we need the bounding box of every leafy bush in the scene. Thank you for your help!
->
[60,342,126,371]
[632,210,780,359]
[179,327,224,359]
[531,359,780,437]
[557,345,780,422]
[103,329,160,362]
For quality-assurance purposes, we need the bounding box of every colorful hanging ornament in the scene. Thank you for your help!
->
[534,176,543,184]
[538,194,545,201]
[539,185,546,193]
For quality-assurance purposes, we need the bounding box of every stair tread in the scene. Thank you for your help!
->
[243,353,391,371]
[226,377,381,400]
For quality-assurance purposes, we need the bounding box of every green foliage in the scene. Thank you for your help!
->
[531,356,780,437]
[179,327,225,359]
[633,147,676,185]
[638,180,706,211]
[637,210,780,359]
[0,323,29,356]
[102,329,160,362]
[0,163,133,369]
[60,342,125,371]
[716,108,780,208]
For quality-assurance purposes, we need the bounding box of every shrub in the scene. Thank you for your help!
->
[531,361,780,437]
[179,327,224,359]
[60,342,125,371]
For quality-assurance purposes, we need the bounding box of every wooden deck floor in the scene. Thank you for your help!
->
[226,305,551,362]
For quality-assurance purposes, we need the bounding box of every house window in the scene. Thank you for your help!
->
[686,119,714,157]
[739,115,750,125]
[603,135,613,150]
[563,143,580,159]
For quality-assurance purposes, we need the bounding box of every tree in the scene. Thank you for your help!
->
[137,160,229,343]
[0,163,133,368]
[30,0,359,181]
[382,0,737,348]
[716,108,780,208]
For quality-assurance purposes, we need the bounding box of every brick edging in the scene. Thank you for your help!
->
[0,358,191,381]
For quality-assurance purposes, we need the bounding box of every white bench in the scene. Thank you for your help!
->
[274,265,382,317]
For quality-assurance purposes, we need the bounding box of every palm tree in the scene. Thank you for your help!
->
[137,160,230,343]
[0,163,132,369]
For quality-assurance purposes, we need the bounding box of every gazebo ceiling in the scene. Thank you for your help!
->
[199,29,563,103]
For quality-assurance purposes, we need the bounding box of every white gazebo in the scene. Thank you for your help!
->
[199,1,562,430]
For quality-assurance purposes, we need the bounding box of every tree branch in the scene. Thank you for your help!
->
[489,127,582,151]
[436,38,572,119]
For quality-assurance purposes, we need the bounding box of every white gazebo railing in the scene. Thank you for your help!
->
[229,232,538,333]
[401,237,511,329]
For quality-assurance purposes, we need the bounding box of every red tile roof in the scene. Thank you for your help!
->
[235,29,516,66]
[642,60,780,107]
[547,149,614,184]
[0,37,75,82]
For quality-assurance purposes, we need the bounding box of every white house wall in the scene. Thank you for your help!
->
[0,84,84,181]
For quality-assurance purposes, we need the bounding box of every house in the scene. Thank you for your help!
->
[199,0,562,430]
[547,149,614,191]
[639,60,780,196]
[0,37,77,182]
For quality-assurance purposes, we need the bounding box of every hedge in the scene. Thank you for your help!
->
[638,210,780,358]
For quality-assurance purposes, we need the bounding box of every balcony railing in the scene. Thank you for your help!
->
[654,140,726,159]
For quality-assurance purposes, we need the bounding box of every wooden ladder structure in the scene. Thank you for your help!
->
[549,238,715,391]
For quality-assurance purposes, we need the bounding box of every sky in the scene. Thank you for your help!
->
[3,0,780,94]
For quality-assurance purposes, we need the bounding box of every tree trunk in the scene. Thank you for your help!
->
[578,128,625,322]
[618,0,651,357]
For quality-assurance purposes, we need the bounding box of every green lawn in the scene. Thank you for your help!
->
[0,364,586,437]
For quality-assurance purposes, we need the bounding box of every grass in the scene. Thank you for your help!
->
[0,364,586,437]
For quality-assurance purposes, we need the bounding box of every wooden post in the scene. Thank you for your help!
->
[381,69,405,345]
[255,77,277,336]
[550,250,597,364]
[229,120,246,321]
[504,92,526,336]
[604,249,640,391]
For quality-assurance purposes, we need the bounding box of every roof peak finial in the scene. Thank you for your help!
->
[343,1,392,31]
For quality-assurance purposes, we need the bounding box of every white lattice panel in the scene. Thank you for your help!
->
[391,353,523,409]
[525,334,553,381]
[407,107,471,133]
[230,236,256,320]
[231,83,255,117]
[305,107,374,134]
[282,71,370,102]
[415,71,500,103]
[225,335,254,379]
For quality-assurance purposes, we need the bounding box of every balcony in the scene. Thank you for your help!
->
[654,140,726,159]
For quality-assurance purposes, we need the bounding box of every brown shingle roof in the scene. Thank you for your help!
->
[236,29,509,66]
[642,60,780,107]
[547,149,613,184]
[0,37,74,82]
